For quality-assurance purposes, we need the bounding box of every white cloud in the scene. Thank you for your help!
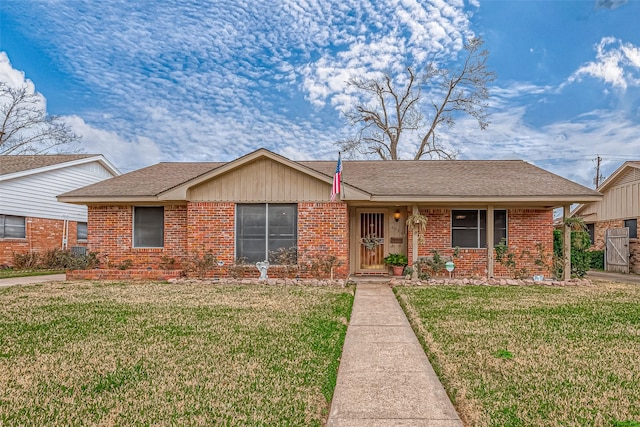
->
[0,52,43,107]
[64,115,163,171]
[568,37,640,91]
[0,53,33,91]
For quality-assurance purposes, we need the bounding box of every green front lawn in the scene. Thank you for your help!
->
[396,282,640,426]
[0,281,354,426]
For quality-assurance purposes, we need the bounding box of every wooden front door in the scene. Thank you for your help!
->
[356,210,387,273]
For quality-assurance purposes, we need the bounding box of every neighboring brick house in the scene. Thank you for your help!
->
[0,154,120,266]
[572,161,640,274]
[58,149,601,280]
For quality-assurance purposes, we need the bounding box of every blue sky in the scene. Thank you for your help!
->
[0,0,638,186]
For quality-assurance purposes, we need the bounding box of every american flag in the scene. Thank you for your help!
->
[331,153,342,201]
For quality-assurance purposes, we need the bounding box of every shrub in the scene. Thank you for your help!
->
[553,229,592,278]
[12,249,99,270]
[185,250,218,279]
[12,251,40,269]
[229,257,249,279]
[304,254,343,279]
[588,250,604,270]
[269,246,299,278]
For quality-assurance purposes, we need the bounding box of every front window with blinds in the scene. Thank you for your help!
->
[236,204,297,263]
[0,215,26,239]
[452,210,507,248]
[133,207,164,248]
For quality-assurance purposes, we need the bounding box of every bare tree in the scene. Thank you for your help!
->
[340,37,496,160]
[0,83,79,155]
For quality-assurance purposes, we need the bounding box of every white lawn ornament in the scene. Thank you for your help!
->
[256,260,269,280]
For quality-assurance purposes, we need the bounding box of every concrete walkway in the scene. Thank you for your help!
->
[587,270,640,284]
[0,273,67,288]
[327,282,462,427]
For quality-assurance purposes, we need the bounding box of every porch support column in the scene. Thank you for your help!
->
[563,204,572,281]
[411,205,419,280]
[487,205,494,278]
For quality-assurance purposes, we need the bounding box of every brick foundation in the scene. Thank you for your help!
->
[0,216,87,266]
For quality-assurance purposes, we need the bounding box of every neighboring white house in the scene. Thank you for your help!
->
[572,161,639,274]
[0,154,120,265]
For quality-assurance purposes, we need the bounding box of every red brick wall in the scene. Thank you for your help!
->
[88,205,188,269]
[0,216,87,266]
[298,202,349,278]
[85,202,349,279]
[407,208,553,278]
[187,202,235,263]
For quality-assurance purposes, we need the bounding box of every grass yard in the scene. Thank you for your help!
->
[395,282,640,427]
[0,281,354,426]
[0,269,65,279]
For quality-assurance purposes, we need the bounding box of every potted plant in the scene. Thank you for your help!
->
[383,253,408,276]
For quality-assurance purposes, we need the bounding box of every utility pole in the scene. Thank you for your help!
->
[593,155,604,188]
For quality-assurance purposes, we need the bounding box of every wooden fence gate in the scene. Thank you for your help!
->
[605,228,630,274]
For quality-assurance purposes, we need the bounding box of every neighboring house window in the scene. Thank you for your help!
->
[77,222,88,241]
[236,204,297,263]
[133,207,164,247]
[625,218,638,239]
[586,223,595,245]
[452,210,507,248]
[0,215,26,239]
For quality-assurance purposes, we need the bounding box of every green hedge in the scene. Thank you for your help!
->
[553,229,592,278]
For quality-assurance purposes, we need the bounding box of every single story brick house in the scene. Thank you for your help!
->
[572,161,639,274]
[0,154,120,266]
[58,148,601,280]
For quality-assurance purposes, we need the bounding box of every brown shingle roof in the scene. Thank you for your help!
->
[300,160,599,197]
[61,157,600,200]
[0,154,96,176]
[61,162,224,197]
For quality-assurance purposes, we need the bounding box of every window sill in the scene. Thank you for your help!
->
[0,238,27,241]
[132,247,164,252]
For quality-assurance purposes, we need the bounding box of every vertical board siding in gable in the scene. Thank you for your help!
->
[582,167,640,221]
[188,157,330,202]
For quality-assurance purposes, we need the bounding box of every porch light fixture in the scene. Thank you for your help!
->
[394,210,401,222]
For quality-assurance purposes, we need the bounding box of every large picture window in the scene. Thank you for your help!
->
[0,215,26,239]
[452,209,507,248]
[236,204,297,263]
[133,207,164,247]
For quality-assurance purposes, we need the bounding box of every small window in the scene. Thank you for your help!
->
[134,207,164,247]
[77,222,88,241]
[625,218,638,239]
[0,215,26,239]
[586,223,595,245]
